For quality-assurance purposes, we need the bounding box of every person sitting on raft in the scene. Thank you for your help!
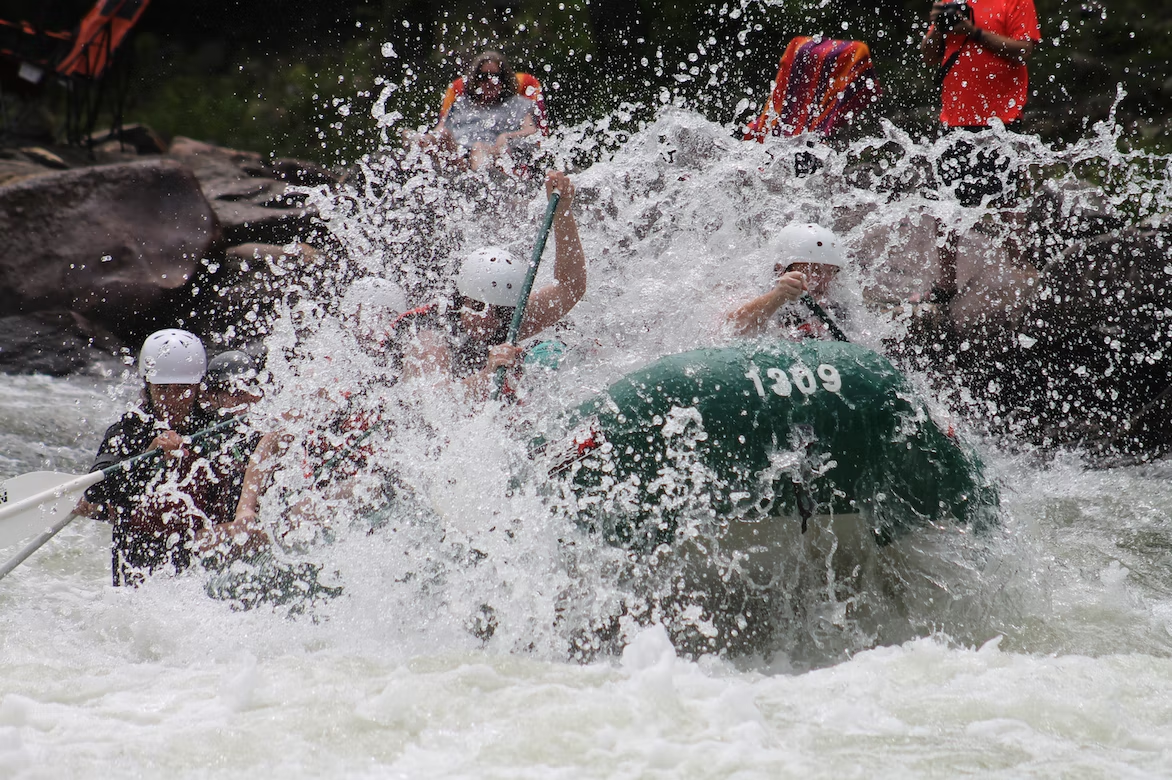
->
[339,276,409,362]
[194,350,272,559]
[201,350,263,416]
[78,330,259,586]
[422,51,540,172]
[726,223,847,339]
[396,171,585,399]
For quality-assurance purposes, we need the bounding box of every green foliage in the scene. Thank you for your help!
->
[43,0,1168,162]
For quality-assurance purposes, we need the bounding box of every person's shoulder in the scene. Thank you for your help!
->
[96,407,156,455]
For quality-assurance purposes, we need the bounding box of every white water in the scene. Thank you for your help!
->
[3,108,1172,777]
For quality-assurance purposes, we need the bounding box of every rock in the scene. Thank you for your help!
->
[0,157,48,187]
[960,227,1172,455]
[18,147,68,169]
[0,158,220,339]
[268,158,339,187]
[0,145,76,185]
[168,137,331,244]
[948,225,1041,341]
[88,124,169,155]
[0,310,125,376]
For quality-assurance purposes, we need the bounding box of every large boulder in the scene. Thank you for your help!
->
[0,158,220,337]
[1001,227,1172,451]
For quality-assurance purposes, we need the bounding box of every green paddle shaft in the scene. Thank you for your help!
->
[800,294,849,343]
[493,191,561,399]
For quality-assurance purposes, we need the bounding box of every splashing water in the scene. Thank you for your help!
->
[4,46,1172,779]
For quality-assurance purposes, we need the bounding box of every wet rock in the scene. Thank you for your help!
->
[88,123,169,155]
[17,146,68,169]
[0,156,48,186]
[0,158,220,340]
[168,137,335,245]
[0,310,125,375]
[268,158,339,187]
[962,227,1172,455]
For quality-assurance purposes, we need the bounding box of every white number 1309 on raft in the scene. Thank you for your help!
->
[744,363,842,398]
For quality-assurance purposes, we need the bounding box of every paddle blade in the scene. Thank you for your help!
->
[0,471,99,550]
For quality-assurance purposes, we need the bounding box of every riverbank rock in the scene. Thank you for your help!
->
[0,158,219,337]
[1000,227,1172,454]
[0,130,346,375]
[168,136,335,245]
[0,310,125,375]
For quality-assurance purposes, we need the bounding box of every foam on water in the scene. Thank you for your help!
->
[3,93,1172,776]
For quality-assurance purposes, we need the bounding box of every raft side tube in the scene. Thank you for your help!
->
[540,340,998,551]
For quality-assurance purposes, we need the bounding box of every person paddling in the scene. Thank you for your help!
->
[726,223,848,339]
[75,330,214,584]
[194,350,271,561]
[79,331,263,585]
[396,171,586,399]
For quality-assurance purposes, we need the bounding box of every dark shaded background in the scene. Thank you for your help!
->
[4,0,1170,162]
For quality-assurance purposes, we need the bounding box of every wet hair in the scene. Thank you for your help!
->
[464,51,517,103]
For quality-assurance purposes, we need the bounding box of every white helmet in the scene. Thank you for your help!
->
[138,329,207,385]
[340,277,407,324]
[455,246,528,307]
[771,223,846,269]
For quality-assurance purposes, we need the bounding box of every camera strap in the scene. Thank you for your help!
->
[935,35,971,90]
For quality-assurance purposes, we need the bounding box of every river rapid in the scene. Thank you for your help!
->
[3,106,1172,777]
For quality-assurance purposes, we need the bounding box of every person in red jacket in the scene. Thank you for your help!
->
[920,0,1041,206]
[921,0,1040,129]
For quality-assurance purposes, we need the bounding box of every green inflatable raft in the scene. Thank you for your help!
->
[539,340,999,550]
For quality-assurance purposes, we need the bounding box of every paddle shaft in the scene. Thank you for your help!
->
[800,294,850,343]
[0,513,81,580]
[0,416,244,581]
[492,192,561,399]
[0,416,243,524]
